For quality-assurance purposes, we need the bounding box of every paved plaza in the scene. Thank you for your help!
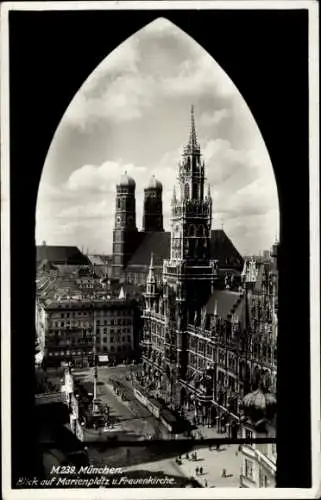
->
[124,443,242,488]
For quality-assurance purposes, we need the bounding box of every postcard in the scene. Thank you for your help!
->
[1,1,320,498]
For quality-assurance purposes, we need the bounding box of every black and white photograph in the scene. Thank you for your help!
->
[1,1,320,498]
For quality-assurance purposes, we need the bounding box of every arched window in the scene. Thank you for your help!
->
[193,183,198,199]
[117,198,121,209]
[184,183,190,200]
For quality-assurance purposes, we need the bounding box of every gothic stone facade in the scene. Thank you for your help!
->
[139,108,277,428]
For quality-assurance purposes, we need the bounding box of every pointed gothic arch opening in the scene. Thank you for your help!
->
[184,183,190,200]
[34,18,279,417]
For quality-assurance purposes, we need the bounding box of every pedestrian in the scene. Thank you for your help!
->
[195,467,199,476]
[204,479,208,487]
[199,466,203,475]
[222,468,227,478]
[216,443,220,451]
[186,453,189,460]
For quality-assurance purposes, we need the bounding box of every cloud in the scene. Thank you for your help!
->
[161,54,237,101]
[139,17,179,37]
[66,161,147,193]
[63,73,157,129]
[200,108,230,127]
[61,19,240,132]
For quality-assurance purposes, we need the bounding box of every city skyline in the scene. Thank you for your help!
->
[36,17,279,256]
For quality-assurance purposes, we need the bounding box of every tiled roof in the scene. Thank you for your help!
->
[36,245,90,265]
[87,254,112,266]
[210,230,244,270]
[124,229,243,271]
[206,289,245,320]
[126,232,171,269]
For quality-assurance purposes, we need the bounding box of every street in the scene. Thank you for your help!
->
[45,365,242,485]
[74,365,171,441]
[68,366,193,470]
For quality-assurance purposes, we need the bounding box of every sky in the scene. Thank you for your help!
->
[36,17,279,256]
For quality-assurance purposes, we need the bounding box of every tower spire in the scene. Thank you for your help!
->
[147,252,156,284]
[188,104,198,149]
[145,252,157,302]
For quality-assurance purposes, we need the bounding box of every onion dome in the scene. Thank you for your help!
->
[146,175,162,190]
[242,388,276,425]
[243,388,276,410]
[119,171,135,188]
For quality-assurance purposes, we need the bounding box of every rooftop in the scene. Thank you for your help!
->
[36,245,90,266]
[124,229,243,271]
[206,289,245,321]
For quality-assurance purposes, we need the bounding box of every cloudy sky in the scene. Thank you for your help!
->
[36,17,279,256]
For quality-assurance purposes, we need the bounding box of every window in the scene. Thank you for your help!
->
[127,335,131,342]
[193,183,198,198]
[245,429,253,440]
[184,183,190,199]
[110,337,114,343]
[245,459,253,480]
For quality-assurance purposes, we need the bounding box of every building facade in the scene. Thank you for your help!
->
[37,296,138,367]
[139,107,278,433]
[36,267,140,367]
[240,441,277,488]
[239,389,277,487]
